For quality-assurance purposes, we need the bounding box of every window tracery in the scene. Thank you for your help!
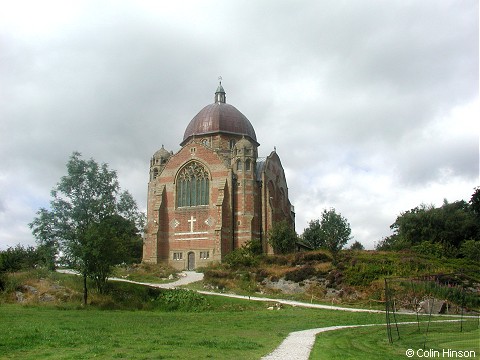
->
[176,162,210,207]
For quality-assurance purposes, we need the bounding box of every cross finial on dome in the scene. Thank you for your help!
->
[215,76,226,104]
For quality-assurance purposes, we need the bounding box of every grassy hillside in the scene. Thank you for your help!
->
[0,258,477,359]
[202,250,480,308]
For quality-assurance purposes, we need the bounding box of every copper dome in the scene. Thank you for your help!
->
[182,102,257,145]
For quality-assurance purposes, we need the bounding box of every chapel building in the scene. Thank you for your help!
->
[143,82,295,270]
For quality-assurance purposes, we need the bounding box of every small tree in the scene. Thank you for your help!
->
[302,219,325,249]
[314,208,352,263]
[83,215,141,293]
[268,220,297,254]
[29,152,144,304]
[349,240,364,251]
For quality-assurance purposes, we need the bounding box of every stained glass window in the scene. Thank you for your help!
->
[176,162,210,207]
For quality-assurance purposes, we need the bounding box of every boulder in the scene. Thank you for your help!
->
[15,291,25,303]
[417,298,447,314]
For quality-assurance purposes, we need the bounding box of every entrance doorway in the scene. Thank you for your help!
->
[187,252,195,270]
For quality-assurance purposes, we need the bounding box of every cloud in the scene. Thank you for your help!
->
[0,0,478,250]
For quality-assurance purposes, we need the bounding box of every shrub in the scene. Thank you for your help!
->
[154,289,208,312]
[412,241,454,258]
[263,255,289,266]
[0,245,47,272]
[224,248,258,269]
[295,251,332,264]
[460,240,480,262]
[254,269,269,282]
[0,272,5,292]
[204,269,232,280]
[244,239,263,255]
[326,269,343,288]
[284,265,317,282]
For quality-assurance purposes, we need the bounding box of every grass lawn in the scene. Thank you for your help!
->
[311,317,479,359]
[0,298,388,360]
[1,271,477,359]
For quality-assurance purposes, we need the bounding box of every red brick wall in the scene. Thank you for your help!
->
[144,137,294,267]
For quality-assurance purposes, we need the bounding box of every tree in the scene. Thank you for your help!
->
[268,220,297,254]
[349,240,364,251]
[302,219,324,249]
[378,195,479,255]
[306,208,352,262]
[83,215,142,292]
[469,187,480,218]
[29,152,144,304]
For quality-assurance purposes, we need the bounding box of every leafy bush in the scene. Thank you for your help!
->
[224,248,258,269]
[244,239,263,255]
[284,265,317,282]
[268,220,297,254]
[294,251,332,264]
[154,289,208,312]
[460,240,480,262]
[0,245,53,272]
[412,241,457,258]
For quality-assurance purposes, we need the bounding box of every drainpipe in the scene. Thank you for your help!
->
[232,173,237,252]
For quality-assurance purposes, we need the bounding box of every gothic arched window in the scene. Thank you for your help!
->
[245,159,251,171]
[236,160,243,171]
[176,162,210,207]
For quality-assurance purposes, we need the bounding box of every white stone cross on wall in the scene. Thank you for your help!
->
[188,215,196,233]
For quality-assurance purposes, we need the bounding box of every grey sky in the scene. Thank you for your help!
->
[0,0,478,250]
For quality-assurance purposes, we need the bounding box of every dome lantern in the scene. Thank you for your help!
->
[181,81,258,146]
[215,77,226,104]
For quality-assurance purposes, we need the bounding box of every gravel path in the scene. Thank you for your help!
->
[110,271,204,289]
[260,320,460,360]
[56,269,204,289]
[57,271,464,359]
[261,324,380,360]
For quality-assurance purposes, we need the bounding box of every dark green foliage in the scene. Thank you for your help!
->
[0,245,54,272]
[84,215,142,292]
[294,251,332,264]
[302,219,324,249]
[284,265,317,282]
[460,240,480,262]
[325,269,343,287]
[0,272,5,291]
[393,274,480,311]
[377,190,480,257]
[411,240,456,258]
[267,220,297,254]
[245,238,263,255]
[223,239,262,269]
[224,248,259,269]
[303,208,351,262]
[153,289,208,312]
[469,186,480,219]
[349,241,364,251]
[29,152,145,303]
